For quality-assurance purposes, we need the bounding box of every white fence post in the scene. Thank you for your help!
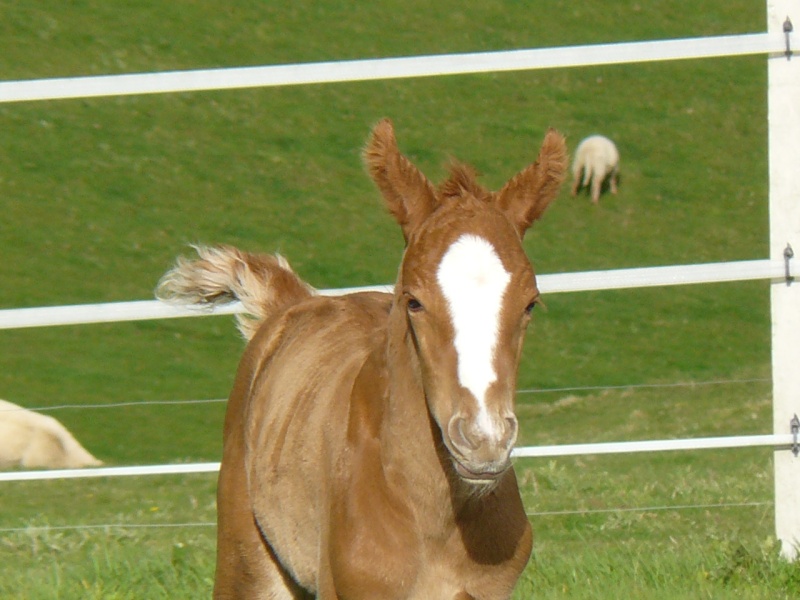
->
[768,0,800,561]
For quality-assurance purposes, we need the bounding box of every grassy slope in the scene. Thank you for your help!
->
[1,0,796,597]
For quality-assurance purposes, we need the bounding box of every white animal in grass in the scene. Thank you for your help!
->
[0,399,102,469]
[571,135,620,204]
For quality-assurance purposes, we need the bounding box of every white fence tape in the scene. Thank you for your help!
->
[0,259,790,330]
[0,284,393,330]
[0,33,787,104]
[538,258,790,294]
[0,433,792,483]
[0,462,221,482]
[512,433,794,458]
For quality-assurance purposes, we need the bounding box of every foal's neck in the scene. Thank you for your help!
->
[380,305,469,517]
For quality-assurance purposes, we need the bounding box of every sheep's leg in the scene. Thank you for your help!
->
[590,176,602,204]
[610,168,619,195]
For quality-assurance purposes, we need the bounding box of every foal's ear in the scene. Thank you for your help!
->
[363,119,438,241]
[493,129,568,238]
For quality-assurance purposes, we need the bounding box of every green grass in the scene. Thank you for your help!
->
[1,0,796,597]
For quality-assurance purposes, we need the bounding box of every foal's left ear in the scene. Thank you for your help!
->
[363,118,438,242]
[493,129,568,238]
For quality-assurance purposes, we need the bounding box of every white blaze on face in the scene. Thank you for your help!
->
[436,234,511,434]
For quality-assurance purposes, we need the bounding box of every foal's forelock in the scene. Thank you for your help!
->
[436,233,513,436]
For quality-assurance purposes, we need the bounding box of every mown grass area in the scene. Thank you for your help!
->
[2,0,797,597]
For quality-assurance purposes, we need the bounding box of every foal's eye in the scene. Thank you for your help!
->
[407,298,424,313]
[524,300,538,315]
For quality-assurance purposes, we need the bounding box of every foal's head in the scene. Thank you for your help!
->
[365,119,567,486]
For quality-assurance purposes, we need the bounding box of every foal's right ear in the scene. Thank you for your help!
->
[363,119,438,242]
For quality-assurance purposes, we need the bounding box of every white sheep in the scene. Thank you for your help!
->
[0,399,103,469]
[570,135,620,204]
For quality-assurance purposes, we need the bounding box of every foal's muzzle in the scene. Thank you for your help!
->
[446,415,518,484]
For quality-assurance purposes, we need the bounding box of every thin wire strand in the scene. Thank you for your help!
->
[0,398,227,413]
[0,501,771,534]
[0,377,771,414]
[0,522,216,533]
[527,500,771,517]
[517,378,770,396]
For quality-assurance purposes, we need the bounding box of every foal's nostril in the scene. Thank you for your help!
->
[452,417,479,451]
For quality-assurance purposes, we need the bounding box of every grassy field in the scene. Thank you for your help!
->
[1,1,797,598]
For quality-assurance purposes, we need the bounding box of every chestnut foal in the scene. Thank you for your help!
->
[157,119,567,599]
